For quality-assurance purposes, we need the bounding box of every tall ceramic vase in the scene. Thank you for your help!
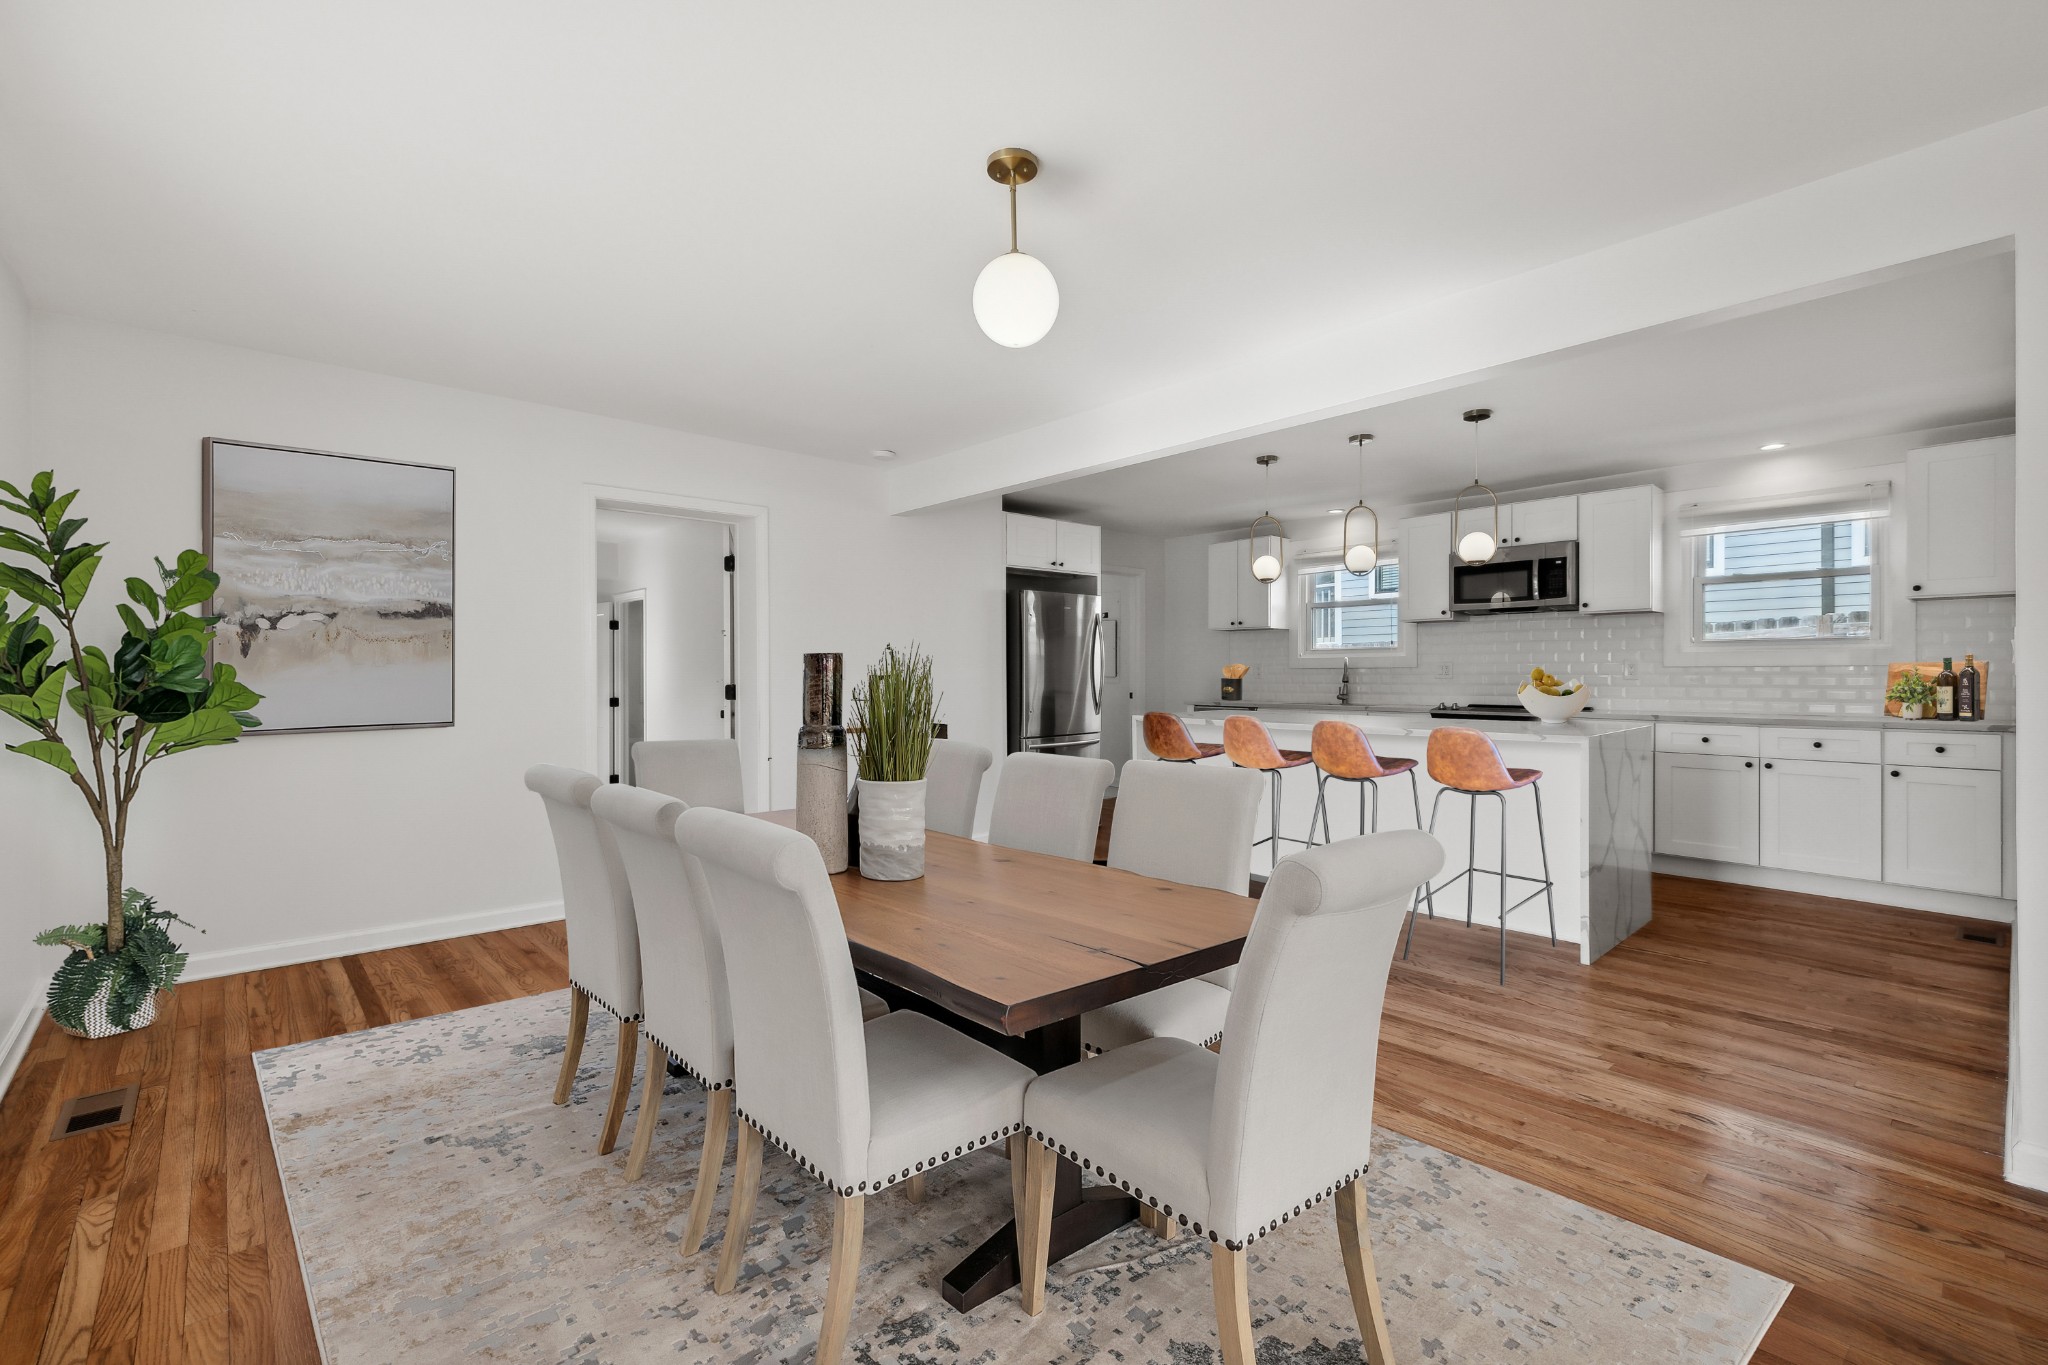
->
[858,779,927,880]
[795,653,850,872]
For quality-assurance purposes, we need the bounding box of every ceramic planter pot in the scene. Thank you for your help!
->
[858,778,926,881]
[56,981,169,1040]
[1900,702,1925,720]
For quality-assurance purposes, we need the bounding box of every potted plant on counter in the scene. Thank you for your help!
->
[1,471,263,1037]
[1886,670,1936,721]
[850,643,937,881]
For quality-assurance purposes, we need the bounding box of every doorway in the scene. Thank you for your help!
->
[1099,568,1146,777]
[594,508,736,784]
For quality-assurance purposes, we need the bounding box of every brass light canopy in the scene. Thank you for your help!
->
[1342,433,1380,577]
[973,147,1059,347]
[1249,453,1286,584]
[1453,407,1501,565]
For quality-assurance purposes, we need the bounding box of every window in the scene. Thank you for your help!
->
[1302,560,1400,653]
[1692,516,1876,643]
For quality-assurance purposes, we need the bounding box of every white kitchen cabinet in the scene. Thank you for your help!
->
[1883,763,2003,896]
[1577,485,1663,614]
[1005,512,1101,573]
[1655,752,1760,864]
[1055,520,1101,575]
[1759,757,1882,881]
[1501,495,1578,546]
[1397,513,1453,623]
[1206,538,1285,630]
[1905,435,2014,598]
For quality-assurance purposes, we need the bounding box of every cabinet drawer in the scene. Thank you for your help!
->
[1656,723,1759,756]
[1882,729,2002,771]
[1760,727,1881,764]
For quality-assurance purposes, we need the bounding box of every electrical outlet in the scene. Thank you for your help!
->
[1623,662,1636,679]
[1435,662,1453,680]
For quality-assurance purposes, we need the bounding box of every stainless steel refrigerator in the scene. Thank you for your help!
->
[1007,583,1103,758]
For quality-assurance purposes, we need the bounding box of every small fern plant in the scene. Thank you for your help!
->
[34,891,199,1036]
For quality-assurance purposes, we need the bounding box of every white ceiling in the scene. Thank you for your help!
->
[1012,250,2016,534]
[1,4,2044,464]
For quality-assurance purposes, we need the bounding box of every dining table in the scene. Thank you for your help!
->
[754,810,1258,1311]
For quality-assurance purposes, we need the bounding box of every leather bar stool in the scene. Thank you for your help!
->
[1403,726,1556,983]
[1307,720,1422,844]
[1221,715,1315,868]
[1142,711,1225,763]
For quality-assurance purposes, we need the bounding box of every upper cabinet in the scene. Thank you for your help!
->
[1577,485,1663,614]
[1500,495,1578,546]
[1904,435,2014,598]
[1206,539,1287,630]
[1397,513,1453,623]
[1005,512,1101,575]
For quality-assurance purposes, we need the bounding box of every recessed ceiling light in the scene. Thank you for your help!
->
[869,449,897,460]
[1759,442,1787,451]
[1328,508,1345,515]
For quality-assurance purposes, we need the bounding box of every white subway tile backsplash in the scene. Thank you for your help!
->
[1208,596,2014,723]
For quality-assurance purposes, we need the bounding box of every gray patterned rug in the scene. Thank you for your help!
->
[255,991,1788,1364]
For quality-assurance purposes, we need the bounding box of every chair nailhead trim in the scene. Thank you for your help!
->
[1080,1029,1222,1061]
[1021,1125,1371,1250]
[569,980,643,1025]
[637,1030,732,1092]
[733,1107,1023,1198]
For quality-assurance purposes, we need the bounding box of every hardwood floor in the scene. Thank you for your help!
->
[0,879,2041,1363]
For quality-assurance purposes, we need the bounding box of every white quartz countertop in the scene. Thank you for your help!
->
[1171,704,1650,744]
[1184,701,2012,736]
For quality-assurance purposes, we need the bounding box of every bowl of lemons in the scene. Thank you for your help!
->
[1516,667,1590,724]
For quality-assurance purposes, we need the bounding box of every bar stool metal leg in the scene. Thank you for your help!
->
[1463,791,1478,927]
[1495,791,1509,984]
[1404,787,1451,959]
[1408,769,1423,831]
[1310,772,1330,848]
[1533,780,1557,945]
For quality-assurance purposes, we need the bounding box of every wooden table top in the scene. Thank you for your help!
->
[755,811,1256,1036]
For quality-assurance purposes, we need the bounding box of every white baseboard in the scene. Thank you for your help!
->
[1652,855,2016,924]
[2008,1140,2048,1192]
[181,899,565,982]
[0,984,48,1109]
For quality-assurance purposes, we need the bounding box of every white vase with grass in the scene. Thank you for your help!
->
[851,643,938,881]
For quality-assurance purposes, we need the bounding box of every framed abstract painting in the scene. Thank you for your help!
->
[202,439,455,733]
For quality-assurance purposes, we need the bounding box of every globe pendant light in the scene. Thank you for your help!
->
[973,148,1059,348]
[1342,433,1380,576]
[1454,407,1500,565]
[1249,454,1285,583]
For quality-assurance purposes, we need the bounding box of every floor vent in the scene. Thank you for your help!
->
[1958,928,2005,946]
[50,1084,138,1141]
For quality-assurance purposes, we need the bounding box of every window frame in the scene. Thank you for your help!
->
[1663,497,1911,669]
[1689,515,1879,646]
[1291,553,1414,668]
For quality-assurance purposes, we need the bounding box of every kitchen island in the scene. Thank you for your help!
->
[1135,705,1655,963]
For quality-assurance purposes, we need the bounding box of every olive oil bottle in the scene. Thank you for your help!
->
[1957,654,1982,722]
[1934,658,1957,720]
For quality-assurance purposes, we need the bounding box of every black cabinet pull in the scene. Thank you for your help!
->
[1764,762,1773,770]
[1913,584,1922,592]
[1701,736,1710,743]
[1936,745,1946,753]
[1744,761,1754,769]
[1813,740,1823,749]
[1891,769,1901,777]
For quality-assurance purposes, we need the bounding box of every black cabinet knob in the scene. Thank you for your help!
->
[1913,584,1922,592]
[1936,746,1946,753]
[1813,741,1823,748]
[1582,602,1590,608]
[1764,762,1773,770]
[1891,770,1901,777]
[1701,736,1710,743]
[1745,761,1754,769]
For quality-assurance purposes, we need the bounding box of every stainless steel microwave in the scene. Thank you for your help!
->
[1449,539,1578,614]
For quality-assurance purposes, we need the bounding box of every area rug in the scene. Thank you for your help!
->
[256,991,1789,1364]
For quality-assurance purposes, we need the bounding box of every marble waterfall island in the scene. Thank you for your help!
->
[1138,707,1654,963]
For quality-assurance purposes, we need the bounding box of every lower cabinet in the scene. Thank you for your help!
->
[1883,764,2003,896]
[1654,752,1759,864]
[1758,758,1883,881]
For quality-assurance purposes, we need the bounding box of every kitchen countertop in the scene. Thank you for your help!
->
[1185,701,2013,735]
[1171,704,1652,743]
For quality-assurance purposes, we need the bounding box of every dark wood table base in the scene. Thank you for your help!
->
[857,976,1140,1312]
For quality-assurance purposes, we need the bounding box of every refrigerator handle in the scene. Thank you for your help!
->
[1087,611,1103,712]
[1021,603,1039,736]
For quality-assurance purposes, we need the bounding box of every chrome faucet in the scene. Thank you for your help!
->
[1336,656,1353,705]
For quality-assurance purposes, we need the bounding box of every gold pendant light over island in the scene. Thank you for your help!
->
[1454,407,1501,565]
[973,148,1059,348]
[1342,432,1379,576]
[1249,453,1285,583]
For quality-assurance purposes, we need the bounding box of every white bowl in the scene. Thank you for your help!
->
[1516,682,1591,724]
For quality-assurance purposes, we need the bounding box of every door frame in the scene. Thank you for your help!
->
[584,484,771,810]
[1099,566,1148,778]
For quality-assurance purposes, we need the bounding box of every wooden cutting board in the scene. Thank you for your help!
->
[1886,660,1991,717]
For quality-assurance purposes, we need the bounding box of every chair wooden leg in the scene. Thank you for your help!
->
[1015,1137,1057,1316]
[814,1194,865,1365]
[713,1121,765,1294]
[904,1173,926,1204]
[1210,1246,1256,1365]
[1335,1179,1396,1365]
[597,1016,639,1156]
[1139,1203,1177,1241]
[553,988,590,1105]
[623,1042,667,1181]
[681,1088,733,1257]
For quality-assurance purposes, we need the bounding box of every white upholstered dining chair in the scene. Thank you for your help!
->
[633,738,745,811]
[923,738,993,837]
[524,764,643,1156]
[589,784,735,1253]
[676,807,1033,1365]
[1017,830,1445,1365]
[986,751,1115,862]
[1079,759,1262,1055]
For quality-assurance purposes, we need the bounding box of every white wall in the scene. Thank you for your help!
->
[12,314,1006,996]
[0,252,43,1092]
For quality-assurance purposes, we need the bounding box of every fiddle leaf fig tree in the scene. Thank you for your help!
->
[0,471,261,979]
